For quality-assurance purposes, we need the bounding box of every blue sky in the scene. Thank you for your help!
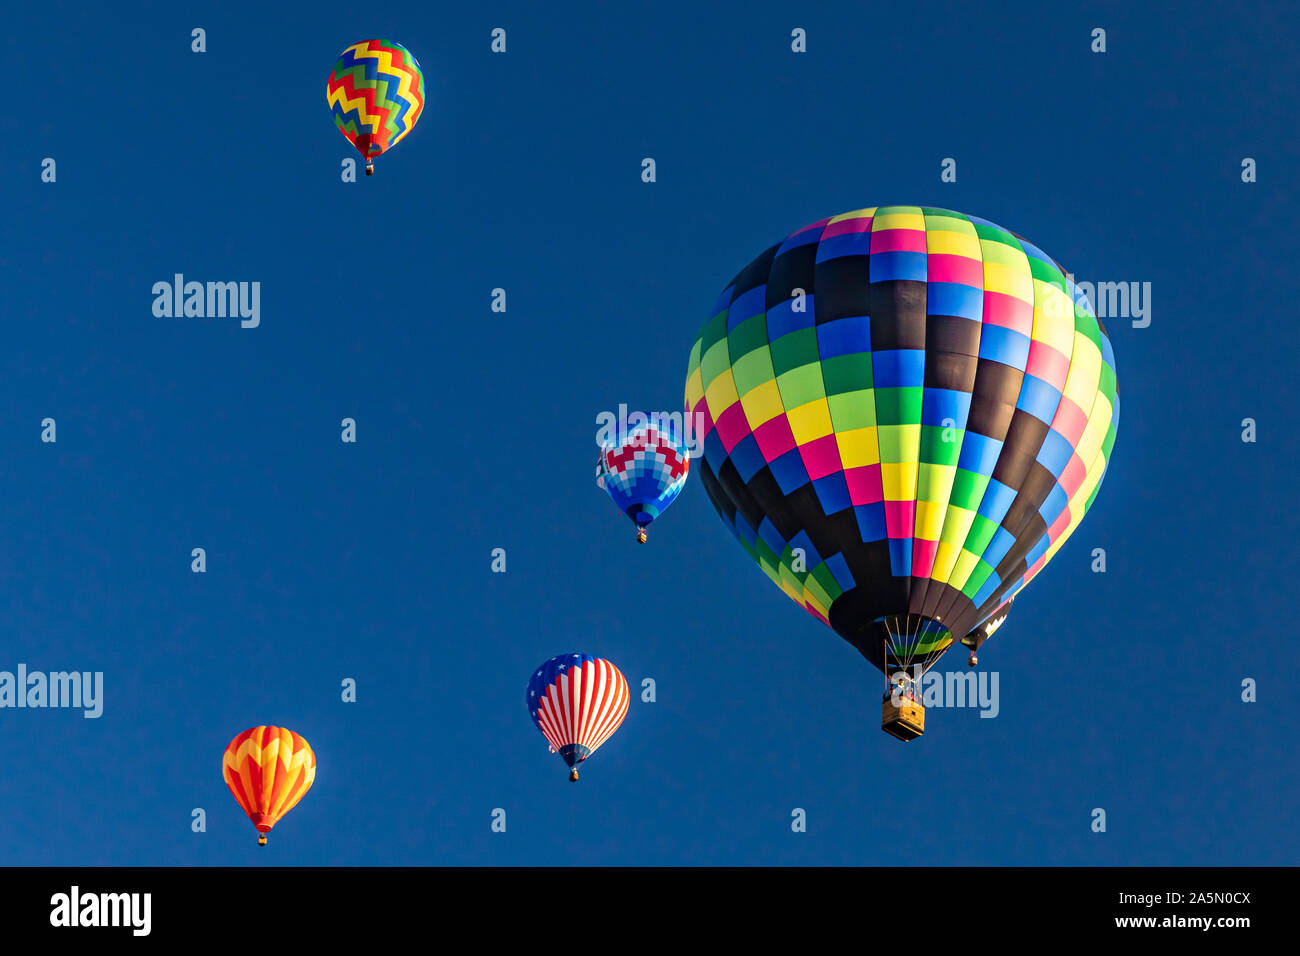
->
[2,0,1296,866]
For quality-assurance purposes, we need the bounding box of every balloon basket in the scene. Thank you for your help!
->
[881,697,925,741]
[365,164,374,176]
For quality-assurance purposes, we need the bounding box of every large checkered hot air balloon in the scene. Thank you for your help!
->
[527,655,629,782]
[222,726,316,845]
[596,420,690,543]
[325,39,425,175]
[685,206,1119,739]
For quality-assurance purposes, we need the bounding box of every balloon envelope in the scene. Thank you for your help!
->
[596,421,689,532]
[684,206,1119,675]
[326,39,425,165]
[222,726,316,840]
[527,655,629,773]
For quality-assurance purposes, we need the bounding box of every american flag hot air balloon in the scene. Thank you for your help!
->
[527,656,629,782]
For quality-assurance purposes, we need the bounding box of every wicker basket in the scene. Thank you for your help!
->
[881,696,925,741]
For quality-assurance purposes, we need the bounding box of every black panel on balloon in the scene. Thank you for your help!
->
[868,280,928,350]
[925,349,979,392]
[730,244,779,299]
[909,579,937,618]
[993,411,1050,491]
[742,469,807,545]
[930,583,980,637]
[698,462,736,526]
[713,458,765,534]
[766,243,819,312]
[812,256,872,324]
[1001,462,1056,533]
[966,394,1018,442]
[926,313,982,357]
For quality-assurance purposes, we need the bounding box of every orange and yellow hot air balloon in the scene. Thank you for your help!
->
[222,726,316,846]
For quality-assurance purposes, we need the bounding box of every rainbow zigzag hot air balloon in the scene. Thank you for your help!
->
[325,39,425,175]
[527,655,629,782]
[685,206,1118,736]
[222,726,316,845]
[596,420,690,543]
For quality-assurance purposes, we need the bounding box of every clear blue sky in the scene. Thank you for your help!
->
[2,0,1296,866]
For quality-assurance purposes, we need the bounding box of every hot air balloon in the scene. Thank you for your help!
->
[596,420,689,543]
[222,726,316,845]
[684,206,1119,740]
[325,39,425,176]
[527,655,629,781]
